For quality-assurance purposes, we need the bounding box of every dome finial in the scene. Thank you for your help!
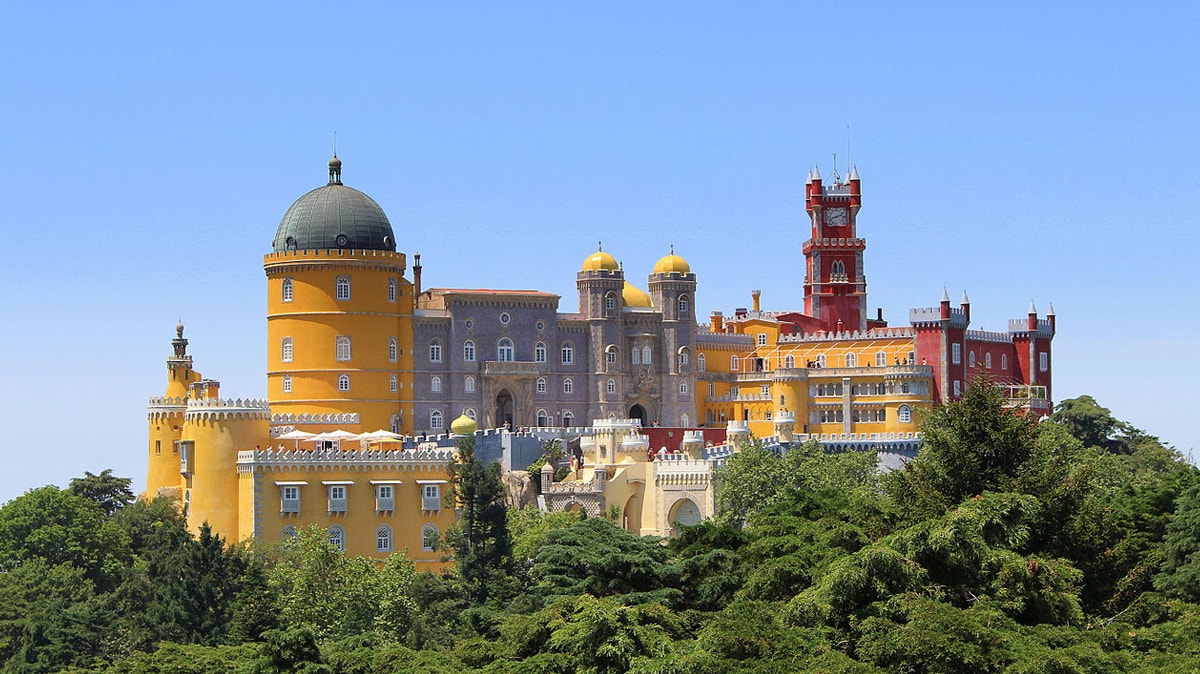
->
[597,240,603,252]
[328,138,342,185]
[669,244,674,255]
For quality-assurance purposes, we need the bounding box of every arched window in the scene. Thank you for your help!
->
[535,342,547,363]
[281,278,293,303]
[465,376,475,393]
[338,374,350,391]
[498,338,514,362]
[605,292,617,311]
[831,260,846,278]
[388,337,398,362]
[1001,354,1009,370]
[907,351,915,364]
[421,524,439,552]
[679,381,688,394]
[985,352,993,369]
[562,410,574,426]
[561,343,574,364]
[757,333,767,347]
[536,377,547,393]
[376,525,392,552]
[387,278,397,303]
[680,413,690,426]
[730,355,739,371]
[335,336,352,361]
[429,341,443,363]
[816,354,826,368]
[563,378,573,394]
[641,346,651,365]
[431,376,442,393]
[463,340,476,362]
[677,346,690,367]
[632,348,641,365]
[466,408,476,420]
[606,345,618,365]
[335,276,351,300]
[328,525,345,551]
[390,375,397,392]
[606,379,616,394]
[845,353,857,368]
[898,405,912,423]
[281,337,294,363]
[697,353,706,371]
[281,525,297,541]
[430,410,444,429]
[969,351,976,368]
[282,375,292,393]
[784,354,795,368]
[876,351,887,367]
[677,294,689,315]
[537,409,549,426]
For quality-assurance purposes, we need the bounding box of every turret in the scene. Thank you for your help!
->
[940,288,951,320]
[961,290,971,323]
[1028,300,1038,331]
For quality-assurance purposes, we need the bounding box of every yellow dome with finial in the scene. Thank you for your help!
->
[582,242,619,272]
[450,413,477,436]
[653,245,690,274]
[623,281,654,308]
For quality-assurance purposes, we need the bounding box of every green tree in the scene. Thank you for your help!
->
[444,435,513,602]
[531,518,679,606]
[68,470,135,518]
[1154,483,1200,602]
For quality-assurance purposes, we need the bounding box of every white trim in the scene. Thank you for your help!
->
[369,480,404,485]
[415,479,448,485]
[321,480,354,485]
[274,480,309,486]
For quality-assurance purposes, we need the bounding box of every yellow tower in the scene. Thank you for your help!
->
[146,322,200,499]
[264,155,415,434]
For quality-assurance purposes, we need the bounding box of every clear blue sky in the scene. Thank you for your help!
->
[1,2,1197,504]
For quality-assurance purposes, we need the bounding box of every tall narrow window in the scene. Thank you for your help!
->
[281,278,293,303]
[535,342,547,363]
[876,351,887,367]
[1001,354,1009,370]
[730,355,739,370]
[335,336,351,361]
[498,338,514,362]
[605,292,616,311]
[388,338,398,362]
[430,410,444,430]
[563,378,573,394]
[561,343,574,364]
[953,380,962,397]
[952,343,961,365]
[678,347,690,366]
[677,294,689,314]
[898,404,912,423]
[281,337,294,363]
[431,376,442,393]
[784,354,795,368]
[536,377,547,393]
[389,375,397,392]
[757,333,768,347]
[328,525,345,551]
[421,524,439,552]
[465,376,475,393]
[606,379,616,394]
[1039,352,1049,372]
[537,409,549,426]
[845,353,857,367]
[429,341,443,363]
[335,276,351,301]
[969,351,976,368]
[632,348,641,365]
[282,375,292,393]
[680,381,688,394]
[697,353,706,371]
[338,374,350,391]
[463,340,476,362]
[985,353,993,369]
[816,354,826,368]
[387,278,397,302]
[376,525,392,552]
[562,410,574,426]
[641,346,651,365]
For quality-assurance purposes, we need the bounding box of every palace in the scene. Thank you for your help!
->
[145,156,1054,557]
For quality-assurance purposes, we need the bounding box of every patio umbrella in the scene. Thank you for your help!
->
[359,429,404,446]
[311,430,362,449]
[275,429,316,450]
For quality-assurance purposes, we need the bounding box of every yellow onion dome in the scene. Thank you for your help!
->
[450,413,477,436]
[653,250,690,274]
[623,281,654,308]
[582,247,619,272]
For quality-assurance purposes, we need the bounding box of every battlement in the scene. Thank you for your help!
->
[237,446,455,472]
[271,412,360,425]
[1008,318,1055,337]
[965,329,1014,344]
[909,307,968,328]
[264,248,406,263]
[777,326,915,343]
[184,397,271,421]
[148,396,189,407]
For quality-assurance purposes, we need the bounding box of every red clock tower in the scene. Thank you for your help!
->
[803,164,866,332]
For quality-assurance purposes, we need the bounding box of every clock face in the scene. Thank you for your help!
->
[824,207,849,226]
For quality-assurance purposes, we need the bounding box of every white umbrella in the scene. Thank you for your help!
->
[275,429,317,450]
[311,429,362,449]
[359,429,404,446]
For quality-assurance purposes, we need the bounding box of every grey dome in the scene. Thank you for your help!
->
[272,158,397,252]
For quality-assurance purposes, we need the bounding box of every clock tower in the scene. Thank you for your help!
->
[802,164,867,332]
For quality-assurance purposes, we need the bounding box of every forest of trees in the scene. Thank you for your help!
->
[2,382,1199,673]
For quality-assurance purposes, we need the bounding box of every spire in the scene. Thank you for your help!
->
[849,164,860,180]
[1029,299,1038,315]
[812,164,821,181]
[941,287,950,302]
[1046,302,1055,316]
[961,290,970,305]
[172,321,188,357]
[328,153,343,185]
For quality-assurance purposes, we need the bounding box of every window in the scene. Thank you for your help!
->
[465,376,475,393]
[429,341,443,363]
[677,294,689,314]
[952,343,961,365]
[388,278,397,302]
[281,337,294,363]
[641,346,651,365]
[335,276,351,300]
[463,340,476,362]
[431,376,442,393]
[678,347,690,367]
[1039,352,1049,372]
[907,351,915,364]
[985,353,993,369]
[282,375,292,393]
[328,485,347,512]
[632,348,641,365]
[605,292,616,311]
[708,382,714,396]
[606,350,616,365]
[376,525,392,552]
[422,484,441,511]
[680,381,689,394]
[953,380,962,397]
[389,375,397,392]
[281,278,293,302]
[498,338,514,362]
[562,410,574,426]
[430,410,443,430]
[680,413,690,426]
[376,485,395,511]
[535,321,545,331]
[1001,354,1009,370]
[465,408,477,419]
[757,333,768,347]
[876,351,887,367]
[563,378,573,394]
[328,525,344,551]
[465,319,474,330]
[730,355,739,370]
[338,374,350,391]
[968,351,976,368]
[335,336,352,361]
[901,382,910,394]
[281,485,300,513]
[537,409,549,426]
[537,377,547,393]
[831,260,846,277]
[561,343,574,364]
[499,312,511,325]
[606,379,616,394]
[816,354,826,368]
[697,353,706,371]
[784,354,795,368]
[845,353,857,367]
[421,524,439,551]
[761,385,770,397]
[281,525,297,540]
[388,338,398,362]
[535,342,547,363]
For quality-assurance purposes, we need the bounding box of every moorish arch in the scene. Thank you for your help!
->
[494,389,515,429]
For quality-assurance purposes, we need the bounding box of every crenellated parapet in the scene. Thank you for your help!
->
[1008,318,1054,337]
[184,398,271,421]
[236,447,455,474]
[263,248,407,275]
[147,396,189,420]
[910,306,968,328]
[271,412,360,426]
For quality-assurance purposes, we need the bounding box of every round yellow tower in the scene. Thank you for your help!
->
[146,322,200,499]
[264,155,415,433]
